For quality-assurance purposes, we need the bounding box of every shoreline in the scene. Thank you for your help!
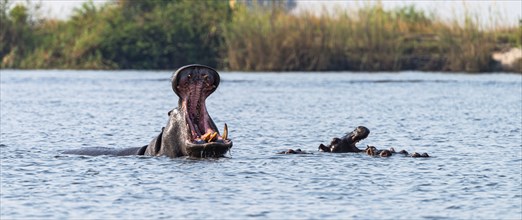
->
[1,1,520,73]
[1,68,519,74]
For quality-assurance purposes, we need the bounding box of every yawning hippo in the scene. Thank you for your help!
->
[63,64,233,158]
[279,126,430,158]
[318,126,370,153]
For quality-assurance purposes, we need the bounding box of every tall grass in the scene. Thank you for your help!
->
[222,6,331,71]
[222,4,517,72]
[1,1,520,72]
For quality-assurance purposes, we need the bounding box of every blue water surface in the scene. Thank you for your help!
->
[1,70,521,219]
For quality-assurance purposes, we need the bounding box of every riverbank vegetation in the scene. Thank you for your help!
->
[1,0,520,72]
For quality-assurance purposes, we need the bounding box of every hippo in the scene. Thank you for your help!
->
[318,126,370,153]
[364,146,430,158]
[316,126,429,157]
[281,126,430,158]
[279,126,369,154]
[63,64,233,158]
[277,148,312,154]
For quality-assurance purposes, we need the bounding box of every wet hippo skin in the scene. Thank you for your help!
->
[318,126,370,153]
[63,64,232,158]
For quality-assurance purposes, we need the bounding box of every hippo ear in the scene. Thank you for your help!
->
[152,127,165,153]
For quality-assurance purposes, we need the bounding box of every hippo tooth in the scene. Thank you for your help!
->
[223,123,228,140]
[201,132,211,142]
[200,131,218,142]
[209,132,218,142]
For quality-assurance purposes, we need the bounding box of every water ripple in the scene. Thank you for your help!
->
[1,70,521,219]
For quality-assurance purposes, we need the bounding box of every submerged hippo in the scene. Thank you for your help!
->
[316,126,429,157]
[277,148,312,154]
[279,126,369,154]
[63,64,233,158]
[318,126,370,153]
[364,146,430,158]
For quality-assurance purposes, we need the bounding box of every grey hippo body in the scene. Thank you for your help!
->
[63,64,232,158]
[281,126,430,158]
[363,146,430,158]
[317,126,429,157]
[318,126,370,153]
[278,126,369,154]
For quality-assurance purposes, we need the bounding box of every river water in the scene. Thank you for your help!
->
[1,70,521,219]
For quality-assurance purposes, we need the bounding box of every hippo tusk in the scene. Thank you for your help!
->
[223,123,228,140]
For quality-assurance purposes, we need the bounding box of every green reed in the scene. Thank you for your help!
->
[1,0,519,72]
[222,3,519,72]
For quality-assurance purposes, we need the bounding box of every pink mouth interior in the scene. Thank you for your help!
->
[176,72,223,142]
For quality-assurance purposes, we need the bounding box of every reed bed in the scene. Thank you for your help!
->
[1,1,520,72]
[222,4,520,72]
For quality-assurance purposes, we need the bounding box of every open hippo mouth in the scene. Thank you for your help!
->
[172,65,232,157]
[351,126,370,143]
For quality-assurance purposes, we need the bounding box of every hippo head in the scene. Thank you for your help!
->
[349,126,370,143]
[320,126,370,153]
[171,64,232,157]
